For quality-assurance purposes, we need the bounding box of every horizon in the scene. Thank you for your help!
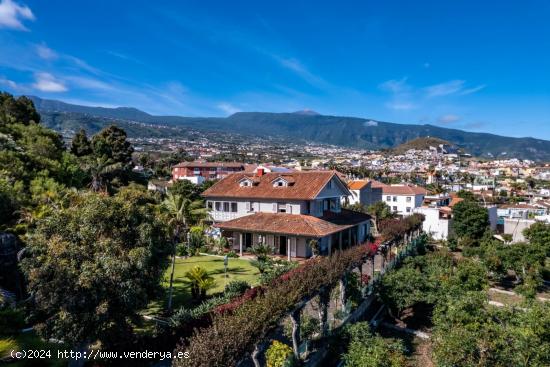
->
[22,94,550,142]
[1,0,549,139]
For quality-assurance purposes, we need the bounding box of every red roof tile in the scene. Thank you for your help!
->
[216,209,370,237]
[203,171,347,200]
[382,185,427,195]
[173,161,245,169]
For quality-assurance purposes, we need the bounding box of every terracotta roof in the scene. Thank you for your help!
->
[449,197,464,207]
[370,180,387,189]
[203,171,348,200]
[382,185,427,196]
[173,161,245,168]
[216,209,370,237]
[348,180,370,190]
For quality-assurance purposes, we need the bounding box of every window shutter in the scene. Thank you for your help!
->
[246,202,251,211]
[287,204,292,213]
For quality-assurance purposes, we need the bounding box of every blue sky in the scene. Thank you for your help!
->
[1,0,549,139]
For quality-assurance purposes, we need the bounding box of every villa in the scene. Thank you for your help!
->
[202,170,371,260]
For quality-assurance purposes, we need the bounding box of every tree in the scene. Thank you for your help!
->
[366,201,394,235]
[91,125,133,165]
[184,266,216,300]
[21,192,171,349]
[452,200,489,241]
[343,322,406,367]
[523,221,550,255]
[378,265,427,318]
[0,93,40,125]
[162,192,209,312]
[456,189,476,201]
[70,129,92,157]
[84,156,122,193]
[169,179,203,201]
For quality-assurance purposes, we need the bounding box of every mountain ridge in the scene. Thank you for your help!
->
[27,96,550,161]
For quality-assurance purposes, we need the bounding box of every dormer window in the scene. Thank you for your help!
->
[239,177,253,187]
[272,177,289,187]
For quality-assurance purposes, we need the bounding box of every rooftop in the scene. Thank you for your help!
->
[382,184,427,196]
[203,170,347,200]
[216,209,370,237]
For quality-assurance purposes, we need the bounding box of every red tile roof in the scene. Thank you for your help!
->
[382,184,427,196]
[370,180,387,189]
[216,209,370,237]
[203,171,347,200]
[348,180,370,190]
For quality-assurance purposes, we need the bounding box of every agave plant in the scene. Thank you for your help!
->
[184,266,216,300]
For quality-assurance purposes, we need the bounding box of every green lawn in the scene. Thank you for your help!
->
[145,255,260,315]
[0,332,67,366]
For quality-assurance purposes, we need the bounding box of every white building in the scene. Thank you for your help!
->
[414,206,452,240]
[382,184,427,216]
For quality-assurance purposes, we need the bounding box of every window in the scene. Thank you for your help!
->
[406,207,411,213]
[386,196,391,201]
[207,201,213,210]
[393,206,397,211]
[277,181,284,186]
[223,202,230,212]
[215,202,221,211]
[406,196,412,202]
[278,203,287,213]
[393,196,397,202]
[231,202,238,212]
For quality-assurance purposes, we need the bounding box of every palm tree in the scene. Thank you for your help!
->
[184,266,216,300]
[86,156,121,193]
[162,192,210,312]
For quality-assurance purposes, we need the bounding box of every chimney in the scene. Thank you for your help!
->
[257,168,264,177]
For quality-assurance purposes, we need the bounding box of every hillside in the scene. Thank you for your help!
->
[391,137,459,154]
[28,96,550,161]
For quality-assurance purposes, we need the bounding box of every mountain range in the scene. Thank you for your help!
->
[29,96,550,161]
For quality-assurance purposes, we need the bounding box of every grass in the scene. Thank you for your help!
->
[0,332,67,367]
[145,254,260,315]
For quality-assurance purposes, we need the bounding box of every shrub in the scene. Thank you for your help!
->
[265,340,295,367]
[226,250,239,258]
[175,243,188,256]
[0,338,18,359]
[0,308,25,336]
[224,280,251,299]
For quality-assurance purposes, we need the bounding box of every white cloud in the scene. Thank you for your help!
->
[438,114,460,123]
[364,120,378,127]
[32,72,67,92]
[460,84,486,95]
[0,77,18,89]
[379,77,410,94]
[0,0,34,30]
[65,76,113,91]
[35,43,58,60]
[274,56,330,90]
[424,80,486,97]
[217,102,241,115]
[386,102,416,111]
[424,80,465,97]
